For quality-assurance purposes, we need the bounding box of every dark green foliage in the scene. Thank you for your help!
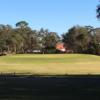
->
[0,21,99,55]
[0,21,60,54]
[62,26,100,55]
[97,3,100,19]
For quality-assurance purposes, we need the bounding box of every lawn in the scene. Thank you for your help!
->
[0,54,100,75]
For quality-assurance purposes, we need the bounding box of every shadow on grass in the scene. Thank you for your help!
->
[0,74,100,100]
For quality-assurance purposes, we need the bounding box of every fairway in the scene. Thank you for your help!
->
[0,54,100,75]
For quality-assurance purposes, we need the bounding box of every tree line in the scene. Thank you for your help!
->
[63,26,100,55]
[0,21,60,54]
[0,21,100,55]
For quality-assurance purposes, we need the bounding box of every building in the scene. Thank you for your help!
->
[56,42,73,53]
[56,42,66,52]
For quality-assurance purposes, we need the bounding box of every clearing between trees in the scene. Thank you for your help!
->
[0,54,100,75]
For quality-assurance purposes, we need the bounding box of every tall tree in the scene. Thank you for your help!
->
[62,26,91,53]
[38,28,60,53]
[0,24,13,53]
[97,1,100,19]
[15,21,32,53]
[16,21,28,29]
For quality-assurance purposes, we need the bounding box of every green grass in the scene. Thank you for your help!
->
[0,54,100,75]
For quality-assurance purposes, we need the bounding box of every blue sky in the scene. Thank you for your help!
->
[0,0,99,34]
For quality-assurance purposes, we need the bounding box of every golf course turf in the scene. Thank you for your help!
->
[0,54,100,100]
[0,54,100,75]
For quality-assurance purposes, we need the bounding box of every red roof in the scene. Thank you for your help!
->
[56,43,66,52]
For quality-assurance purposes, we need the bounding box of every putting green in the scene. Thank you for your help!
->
[0,54,100,75]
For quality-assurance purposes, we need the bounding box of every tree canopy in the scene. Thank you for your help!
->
[0,21,60,54]
[0,21,99,55]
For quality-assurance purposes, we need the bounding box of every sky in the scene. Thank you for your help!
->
[0,0,99,34]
